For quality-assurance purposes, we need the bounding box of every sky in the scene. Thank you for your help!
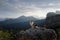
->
[0,0,60,18]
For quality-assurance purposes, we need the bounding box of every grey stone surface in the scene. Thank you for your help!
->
[17,28,57,40]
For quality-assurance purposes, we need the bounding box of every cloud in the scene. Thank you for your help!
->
[0,0,60,18]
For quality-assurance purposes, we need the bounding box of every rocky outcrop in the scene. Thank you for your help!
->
[46,12,60,29]
[46,12,56,17]
[45,12,60,40]
[17,28,57,40]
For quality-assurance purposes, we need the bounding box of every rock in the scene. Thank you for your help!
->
[17,28,57,40]
[47,12,56,17]
[46,13,60,29]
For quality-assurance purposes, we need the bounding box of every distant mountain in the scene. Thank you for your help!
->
[0,16,38,24]
[0,16,45,30]
[16,16,38,22]
[0,18,6,21]
[0,19,45,29]
[35,19,45,27]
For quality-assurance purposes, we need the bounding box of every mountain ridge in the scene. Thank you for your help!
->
[0,16,39,24]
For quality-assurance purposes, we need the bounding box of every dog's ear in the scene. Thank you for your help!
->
[29,20,36,29]
[29,20,34,26]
